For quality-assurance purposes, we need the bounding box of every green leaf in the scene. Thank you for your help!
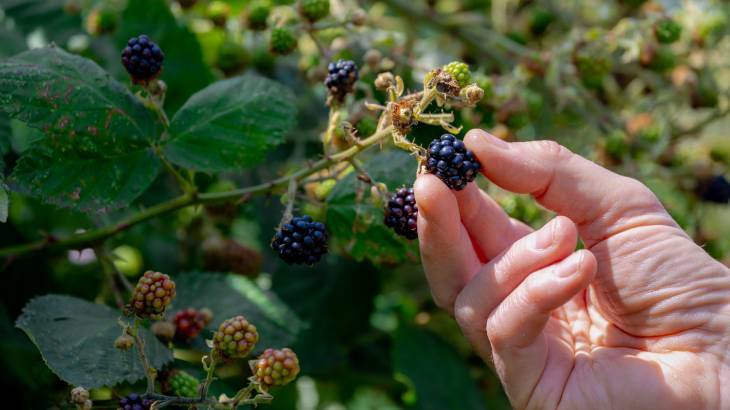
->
[173,272,305,349]
[0,46,162,211]
[116,0,214,113]
[0,46,158,154]
[393,325,487,410]
[10,141,160,212]
[326,150,419,264]
[15,294,173,389]
[0,0,82,44]
[164,74,296,172]
[270,258,380,373]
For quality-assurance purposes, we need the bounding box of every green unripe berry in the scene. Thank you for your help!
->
[169,370,200,398]
[642,45,676,72]
[112,245,143,277]
[217,39,248,75]
[300,0,330,22]
[247,2,271,30]
[269,27,297,55]
[654,19,682,44]
[443,61,471,87]
[574,48,612,89]
[207,1,231,27]
[604,130,629,158]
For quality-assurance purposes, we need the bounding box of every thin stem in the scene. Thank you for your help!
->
[94,245,125,308]
[282,178,298,224]
[199,353,218,401]
[131,318,157,394]
[0,127,398,259]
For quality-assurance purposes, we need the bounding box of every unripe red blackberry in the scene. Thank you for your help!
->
[384,187,418,240]
[212,315,259,359]
[425,134,481,191]
[253,348,300,390]
[119,393,151,410]
[202,237,262,276]
[174,307,213,341]
[325,60,358,103]
[121,35,164,84]
[130,271,176,317]
[271,215,328,265]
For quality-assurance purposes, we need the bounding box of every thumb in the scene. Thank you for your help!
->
[464,129,678,247]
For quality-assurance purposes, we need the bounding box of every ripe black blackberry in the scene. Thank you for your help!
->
[119,393,151,410]
[384,187,418,240]
[121,35,164,84]
[271,215,328,265]
[699,175,730,204]
[425,134,481,191]
[324,60,358,103]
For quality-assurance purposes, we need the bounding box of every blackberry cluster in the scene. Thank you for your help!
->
[254,348,300,390]
[168,370,199,398]
[700,175,730,204]
[269,27,297,55]
[300,0,330,22]
[119,393,151,410]
[325,60,358,102]
[212,315,259,359]
[425,134,481,191]
[443,61,471,87]
[384,187,418,240]
[655,19,682,44]
[271,215,328,265]
[130,271,176,317]
[121,35,164,84]
[174,308,213,341]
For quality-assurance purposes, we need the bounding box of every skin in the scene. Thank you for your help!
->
[415,129,730,410]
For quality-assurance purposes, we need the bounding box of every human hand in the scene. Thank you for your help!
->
[415,129,730,410]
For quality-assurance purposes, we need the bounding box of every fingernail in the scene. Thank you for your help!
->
[533,220,555,250]
[554,254,581,278]
[481,131,509,149]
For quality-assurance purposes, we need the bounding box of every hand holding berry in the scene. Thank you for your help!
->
[415,129,730,409]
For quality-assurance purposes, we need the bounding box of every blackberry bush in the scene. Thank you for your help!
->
[325,59,358,103]
[253,348,301,390]
[121,35,164,84]
[212,315,259,359]
[384,187,418,240]
[271,215,328,265]
[129,271,176,317]
[425,134,482,191]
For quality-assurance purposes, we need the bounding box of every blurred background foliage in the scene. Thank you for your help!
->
[0,0,729,408]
